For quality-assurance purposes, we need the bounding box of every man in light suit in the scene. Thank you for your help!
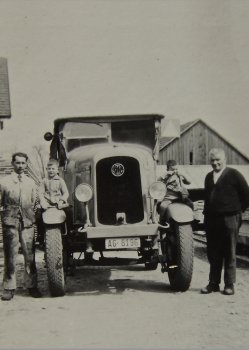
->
[0,152,41,300]
[201,148,249,295]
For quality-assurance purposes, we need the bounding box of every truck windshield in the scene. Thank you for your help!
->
[60,122,110,151]
[111,120,155,149]
[61,122,110,139]
[59,119,156,152]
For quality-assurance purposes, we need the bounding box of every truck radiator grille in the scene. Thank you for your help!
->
[96,156,144,225]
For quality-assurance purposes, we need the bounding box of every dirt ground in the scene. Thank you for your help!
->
[0,242,248,349]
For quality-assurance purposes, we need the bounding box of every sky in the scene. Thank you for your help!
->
[0,0,249,158]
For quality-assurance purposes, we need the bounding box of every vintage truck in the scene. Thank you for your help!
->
[43,114,194,296]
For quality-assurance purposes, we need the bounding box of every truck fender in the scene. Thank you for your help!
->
[42,207,66,225]
[166,202,194,223]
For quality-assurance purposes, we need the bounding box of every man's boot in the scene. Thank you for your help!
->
[1,289,15,301]
[223,284,234,295]
[201,283,220,294]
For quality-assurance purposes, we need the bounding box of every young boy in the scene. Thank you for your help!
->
[158,159,193,224]
[39,159,69,210]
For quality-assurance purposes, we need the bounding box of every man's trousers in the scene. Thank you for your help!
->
[2,221,37,290]
[205,213,241,285]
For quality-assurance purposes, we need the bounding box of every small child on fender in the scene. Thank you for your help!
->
[39,159,69,210]
[158,159,193,224]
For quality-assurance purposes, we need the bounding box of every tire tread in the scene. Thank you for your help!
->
[168,223,193,291]
[45,227,65,297]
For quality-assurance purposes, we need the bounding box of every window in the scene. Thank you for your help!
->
[189,151,193,165]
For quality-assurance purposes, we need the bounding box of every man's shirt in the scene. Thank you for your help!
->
[213,167,225,184]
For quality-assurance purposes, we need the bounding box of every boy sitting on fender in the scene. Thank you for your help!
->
[39,159,69,210]
[158,159,193,225]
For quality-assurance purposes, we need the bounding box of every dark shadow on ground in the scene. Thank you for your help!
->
[0,255,188,298]
[65,266,173,296]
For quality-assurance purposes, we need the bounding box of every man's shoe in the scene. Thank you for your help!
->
[223,284,234,295]
[1,289,15,301]
[28,287,42,298]
[201,283,220,294]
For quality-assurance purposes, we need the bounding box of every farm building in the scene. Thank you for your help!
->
[0,57,11,122]
[159,119,249,165]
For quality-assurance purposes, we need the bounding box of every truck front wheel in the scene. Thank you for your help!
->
[45,226,65,297]
[166,223,193,292]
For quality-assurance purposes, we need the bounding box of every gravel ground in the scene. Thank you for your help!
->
[0,242,248,349]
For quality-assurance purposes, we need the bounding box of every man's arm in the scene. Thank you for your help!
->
[203,174,210,216]
[0,181,6,208]
[235,171,249,211]
[0,184,3,209]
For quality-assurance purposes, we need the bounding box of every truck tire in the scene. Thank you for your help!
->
[167,223,193,292]
[45,226,65,297]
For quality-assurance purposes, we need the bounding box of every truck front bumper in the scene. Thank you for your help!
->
[85,224,159,239]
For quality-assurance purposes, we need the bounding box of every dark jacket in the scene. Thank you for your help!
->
[204,167,249,216]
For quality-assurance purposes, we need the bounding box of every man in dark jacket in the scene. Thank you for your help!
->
[201,148,249,295]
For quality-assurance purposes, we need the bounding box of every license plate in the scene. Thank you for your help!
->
[105,237,140,249]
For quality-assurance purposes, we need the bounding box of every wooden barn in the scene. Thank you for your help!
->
[0,57,11,123]
[159,119,249,165]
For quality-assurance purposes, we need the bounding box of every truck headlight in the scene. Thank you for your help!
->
[75,183,93,202]
[149,181,167,200]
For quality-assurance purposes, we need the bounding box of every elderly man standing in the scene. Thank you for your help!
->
[201,148,249,295]
[0,152,41,300]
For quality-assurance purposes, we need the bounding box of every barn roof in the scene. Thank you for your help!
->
[157,164,249,190]
[160,119,249,163]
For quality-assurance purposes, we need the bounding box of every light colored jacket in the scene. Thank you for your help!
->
[0,172,37,227]
[39,175,69,208]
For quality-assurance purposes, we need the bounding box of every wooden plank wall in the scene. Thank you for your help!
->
[160,122,249,165]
